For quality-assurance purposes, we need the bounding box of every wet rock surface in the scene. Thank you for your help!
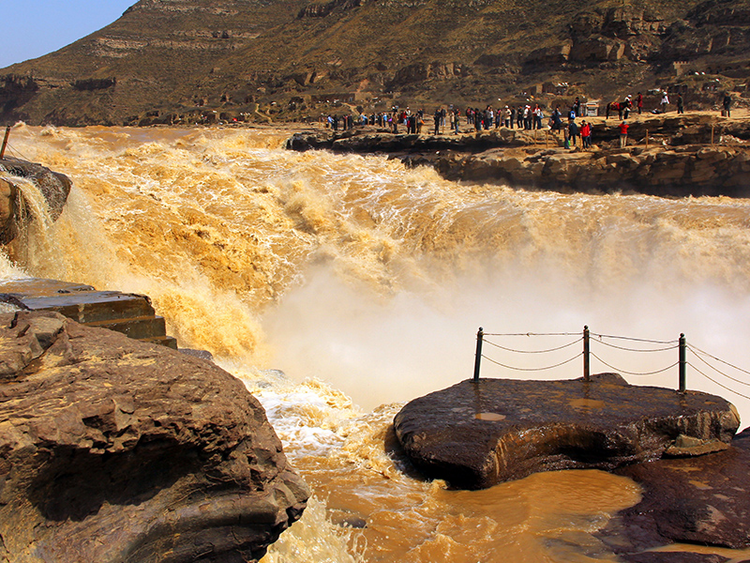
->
[0,157,71,244]
[393,374,740,490]
[595,428,750,562]
[0,310,308,563]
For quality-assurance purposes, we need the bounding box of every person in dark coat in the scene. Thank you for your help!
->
[552,106,562,130]
[568,118,579,148]
[722,93,732,117]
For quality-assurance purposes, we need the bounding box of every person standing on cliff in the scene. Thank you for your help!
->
[623,96,632,119]
[580,120,591,149]
[568,118,579,148]
[677,94,685,114]
[619,120,629,148]
[552,106,562,130]
[660,91,670,113]
[636,92,643,115]
[434,109,442,135]
[723,93,732,117]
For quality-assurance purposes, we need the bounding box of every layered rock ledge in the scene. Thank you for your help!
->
[0,311,308,563]
[393,374,740,490]
[0,278,178,349]
[287,114,750,198]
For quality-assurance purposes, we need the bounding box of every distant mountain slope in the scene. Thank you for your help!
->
[1,0,748,125]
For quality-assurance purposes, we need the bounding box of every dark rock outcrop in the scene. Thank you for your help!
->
[393,374,740,490]
[597,428,750,561]
[286,128,534,153]
[72,77,117,91]
[437,144,750,198]
[0,157,72,244]
[0,75,38,120]
[0,310,308,563]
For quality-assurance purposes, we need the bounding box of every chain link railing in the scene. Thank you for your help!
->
[472,326,750,401]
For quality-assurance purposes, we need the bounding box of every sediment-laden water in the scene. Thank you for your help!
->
[3,123,750,562]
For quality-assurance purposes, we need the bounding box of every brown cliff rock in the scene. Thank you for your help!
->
[0,157,72,244]
[393,374,740,490]
[286,115,750,198]
[0,311,308,563]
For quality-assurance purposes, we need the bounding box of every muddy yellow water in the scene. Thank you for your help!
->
[2,123,750,562]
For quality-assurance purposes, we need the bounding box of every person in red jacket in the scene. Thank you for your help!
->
[580,120,591,149]
[619,121,629,148]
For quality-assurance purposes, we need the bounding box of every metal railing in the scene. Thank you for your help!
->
[472,326,750,400]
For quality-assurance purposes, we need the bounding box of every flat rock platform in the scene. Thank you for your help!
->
[0,278,177,348]
[393,373,740,490]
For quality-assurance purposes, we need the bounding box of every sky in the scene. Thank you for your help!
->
[0,1,137,69]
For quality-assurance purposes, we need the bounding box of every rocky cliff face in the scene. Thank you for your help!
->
[286,113,750,198]
[0,0,747,126]
[0,311,308,563]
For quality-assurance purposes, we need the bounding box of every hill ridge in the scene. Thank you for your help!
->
[0,0,748,126]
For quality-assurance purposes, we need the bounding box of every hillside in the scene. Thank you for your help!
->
[0,0,748,126]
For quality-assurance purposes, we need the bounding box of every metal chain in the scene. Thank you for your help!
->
[483,336,582,355]
[481,352,582,372]
[590,351,678,377]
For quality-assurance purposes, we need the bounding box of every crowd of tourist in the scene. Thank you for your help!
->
[325,101,582,135]
[321,91,736,151]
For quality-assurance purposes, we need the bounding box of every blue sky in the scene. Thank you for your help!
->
[0,1,136,68]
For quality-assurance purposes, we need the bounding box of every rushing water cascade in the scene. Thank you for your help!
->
[3,123,750,562]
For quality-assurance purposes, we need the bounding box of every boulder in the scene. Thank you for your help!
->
[393,374,739,490]
[0,157,72,245]
[0,311,308,563]
[597,428,750,561]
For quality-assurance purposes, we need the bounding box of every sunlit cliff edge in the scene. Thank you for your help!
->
[0,0,749,126]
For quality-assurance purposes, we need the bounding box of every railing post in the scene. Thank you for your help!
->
[679,333,686,393]
[473,327,484,382]
[583,325,590,382]
[0,126,10,160]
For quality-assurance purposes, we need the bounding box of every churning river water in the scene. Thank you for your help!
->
[3,124,750,562]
